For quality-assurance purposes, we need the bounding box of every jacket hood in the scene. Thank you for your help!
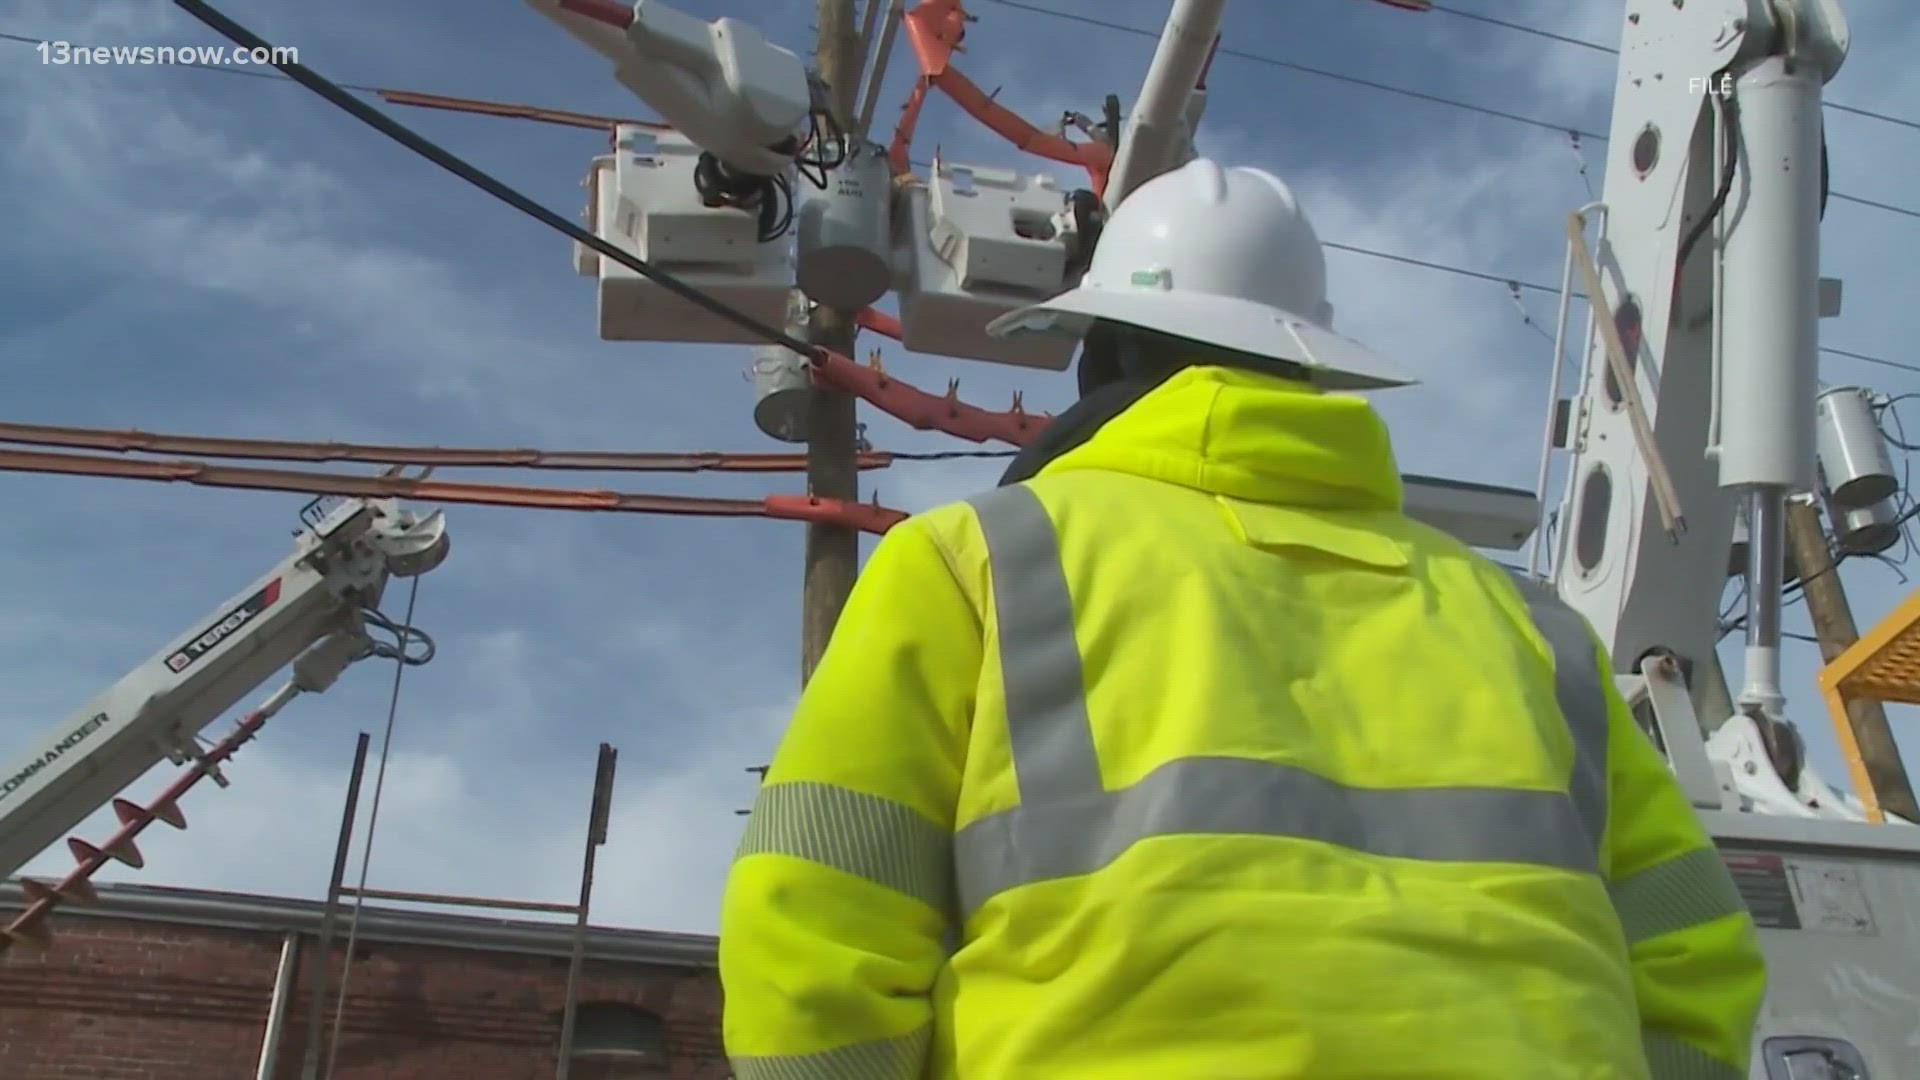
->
[1037,365,1404,511]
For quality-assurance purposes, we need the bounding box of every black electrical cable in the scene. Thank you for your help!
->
[1880,394,1920,452]
[1719,486,1920,637]
[1877,399,1918,566]
[795,115,828,189]
[168,0,815,358]
[1764,500,1920,613]
[360,606,436,665]
[1717,579,1749,640]
[766,172,796,240]
[691,151,794,242]
[802,110,850,177]
[1675,65,1739,279]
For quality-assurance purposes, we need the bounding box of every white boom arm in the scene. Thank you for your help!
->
[0,496,449,879]
[1547,0,1858,816]
[1103,0,1225,207]
[521,0,819,177]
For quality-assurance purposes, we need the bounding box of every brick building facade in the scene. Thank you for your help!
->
[0,881,729,1079]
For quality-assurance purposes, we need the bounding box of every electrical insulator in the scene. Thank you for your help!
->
[1814,385,1898,510]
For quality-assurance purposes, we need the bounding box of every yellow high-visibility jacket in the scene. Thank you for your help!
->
[721,365,1766,1079]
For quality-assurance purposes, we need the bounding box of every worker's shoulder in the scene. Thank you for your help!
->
[866,486,1050,611]
[889,476,1104,565]
[897,481,1044,555]
[1395,512,1520,577]
[1351,508,1552,605]
[869,490,1003,580]
[907,471,1142,539]
[1389,516,1591,637]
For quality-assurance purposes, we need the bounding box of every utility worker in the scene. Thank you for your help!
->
[720,158,1765,1079]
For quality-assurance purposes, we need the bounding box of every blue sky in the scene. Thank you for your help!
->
[1,0,1916,934]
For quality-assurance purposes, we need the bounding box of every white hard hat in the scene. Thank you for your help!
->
[986,159,1414,390]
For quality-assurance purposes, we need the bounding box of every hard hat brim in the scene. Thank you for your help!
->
[986,284,1417,391]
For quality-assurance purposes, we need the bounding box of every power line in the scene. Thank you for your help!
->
[1826,101,1920,134]
[6,21,1912,378]
[980,0,1602,141]
[1329,240,1550,292]
[4,29,1571,296]
[1830,191,1920,220]
[21,12,1919,141]
[1317,247,1920,376]
[1821,346,1920,376]
[1425,5,1613,54]
[972,0,1920,219]
[16,9,1920,201]
[1417,5,1920,134]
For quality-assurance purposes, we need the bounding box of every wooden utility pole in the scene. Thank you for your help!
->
[1784,497,1920,822]
[801,0,864,683]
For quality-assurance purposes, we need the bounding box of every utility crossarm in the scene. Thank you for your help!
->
[0,495,450,881]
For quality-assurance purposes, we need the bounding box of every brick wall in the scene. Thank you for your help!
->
[0,916,728,1079]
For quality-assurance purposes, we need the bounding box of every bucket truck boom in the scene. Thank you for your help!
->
[1542,0,1920,1072]
[522,0,825,179]
[1547,0,1853,814]
[0,496,449,884]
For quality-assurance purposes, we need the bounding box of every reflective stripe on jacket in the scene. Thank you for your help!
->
[720,365,1766,1079]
